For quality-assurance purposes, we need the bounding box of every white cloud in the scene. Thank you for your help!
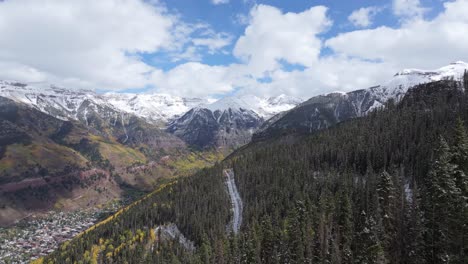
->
[326,0,468,70]
[0,0,230,92]
[167,24,233,62]
[393,0,428,20]
[234,13,250,25]
[151,62,235,97]
[233,4,332,77]
[0,61,48,83]
[348,6,382,28]
[192,32,233,54]
[0,0,178,90]
[227,0,468,99]
[212,0,229,5]
[151,1,468,99]
[235,56,397,98]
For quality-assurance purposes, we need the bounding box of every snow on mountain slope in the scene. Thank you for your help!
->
[0,80,104,121]
[103,93,207,123]
[367,61,468,105]
[253,61,468,141]
[0,81,207,124]
[0,79,301,126]
[167,94,303,148]
[204,94,303,118]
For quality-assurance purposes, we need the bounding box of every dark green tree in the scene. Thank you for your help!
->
[354,211,387,264]
[377,171,398,262]
[424,137,461,263]
[337,189,353,263]
[463,70,468,89]
[450,118,468,262]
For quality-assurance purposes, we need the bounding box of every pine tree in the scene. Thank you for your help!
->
[403,185,426,264]
[287,201,306,263]
[337,190,353,263]
[354,211,387,264]
[464,70,468,89]
[259,216,276,264]
[424,137,461,263]
[450,119,468,262]
[377,171,397,262]
[198,234,213,264]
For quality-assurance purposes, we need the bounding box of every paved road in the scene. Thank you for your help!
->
[224,169,243,234]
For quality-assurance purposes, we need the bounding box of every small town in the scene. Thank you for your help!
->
[0,210,103,263]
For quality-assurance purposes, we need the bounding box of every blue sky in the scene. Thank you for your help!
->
[0,0,466,98]
[145,0,447,70]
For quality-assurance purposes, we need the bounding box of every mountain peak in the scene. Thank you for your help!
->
[394,61,468,78]
[200,94,303,118]
[450,61,467,65]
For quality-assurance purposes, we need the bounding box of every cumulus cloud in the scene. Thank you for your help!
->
[348,6,382,28]
[247,57,396,97]
[192,31,233,54]
[326,0,468,70]
[156,0,468,99]
[393,0,428,20]
[151,62,235,97]
[0,0,176,89]
[230,0,468,98]
[0,0,231,91]
[233,4,332,77]
[168,23,233,62]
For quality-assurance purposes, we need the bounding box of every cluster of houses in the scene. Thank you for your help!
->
[0,211,98,263]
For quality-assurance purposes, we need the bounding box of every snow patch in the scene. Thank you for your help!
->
[155,224,195,251]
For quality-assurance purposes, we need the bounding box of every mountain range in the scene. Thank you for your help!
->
[0,80,302,148]
[0,61,467,227]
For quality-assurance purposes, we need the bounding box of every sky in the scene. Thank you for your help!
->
[0,0,467,98]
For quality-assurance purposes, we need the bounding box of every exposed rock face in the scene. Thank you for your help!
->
[167,107,263,149]
[253,89,382,140]
[167,95,302,149]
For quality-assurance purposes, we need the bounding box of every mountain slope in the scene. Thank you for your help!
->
[103,93,207,124]
[0,96,122,225]
[0,95,222,226]
[254,61,468,141]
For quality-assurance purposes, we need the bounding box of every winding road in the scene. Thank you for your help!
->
[223,169,243,234]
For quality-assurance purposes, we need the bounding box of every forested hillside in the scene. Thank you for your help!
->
[39,79,468,263]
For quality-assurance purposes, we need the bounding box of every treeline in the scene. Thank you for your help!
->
[40,80,468,263]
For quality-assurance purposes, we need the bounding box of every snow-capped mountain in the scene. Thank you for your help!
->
[203,94,302,119]
[0,80,300,127]
[365,61,468,109]
[103,93,208,124]
[0,81,207,125]
[167,94,303,149]
[0,81,102,121]
[0,80,303,148]
[253,61,468,141]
